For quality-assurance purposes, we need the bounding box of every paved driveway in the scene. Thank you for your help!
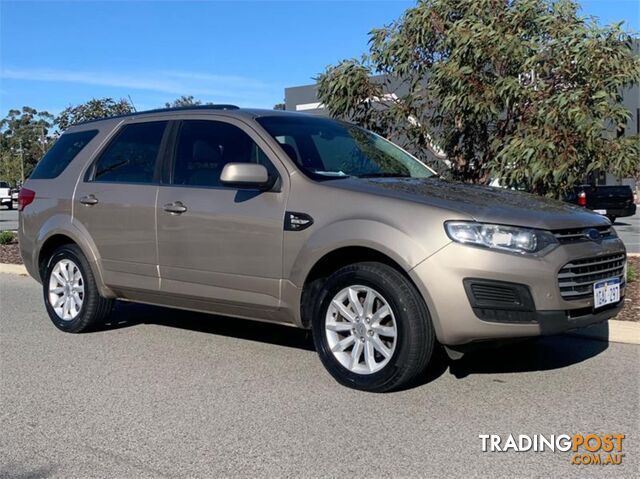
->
[614,211,639,253]
[1,274,638,478]
[0,208,18,232]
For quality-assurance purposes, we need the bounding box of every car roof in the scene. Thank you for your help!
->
[67,105,314,130]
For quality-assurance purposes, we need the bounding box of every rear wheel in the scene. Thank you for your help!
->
[311,262,434,392]
[607,215,617,224]
[43,244,113,333]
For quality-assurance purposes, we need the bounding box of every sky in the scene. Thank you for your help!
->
[1,0,638,116]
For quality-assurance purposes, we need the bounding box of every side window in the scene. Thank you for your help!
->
[172,120,276,188]
[30,130,98,179]
[92,121,167,184]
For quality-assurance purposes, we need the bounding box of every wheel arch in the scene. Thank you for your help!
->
[298,245,422,329]
[284,219,434,328]
[35,219,116,298]
[38,234,77,276]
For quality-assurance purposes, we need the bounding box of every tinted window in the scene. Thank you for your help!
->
[172,120,276,187]
[93,121,167,184]
[30,130,98,180]
[0,182,9,188]
[256,116,435,181]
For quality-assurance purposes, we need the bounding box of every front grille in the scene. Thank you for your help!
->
[553,225,614,244]
[557,253,626,300]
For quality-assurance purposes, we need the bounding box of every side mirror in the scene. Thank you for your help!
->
[220,163,272,190]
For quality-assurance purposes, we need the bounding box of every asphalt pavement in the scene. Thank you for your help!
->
[614,211,640,253]
[1,273,638,478]
[0,208,18,232]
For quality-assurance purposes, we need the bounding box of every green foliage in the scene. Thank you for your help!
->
[55,97,133,131]
[317,0,640,196]
[0,150,23,187]
[628,262,637,284]
[0,231,16,245]
[273,103,286,110]
[164,95,203,108]
[0,107,55,184]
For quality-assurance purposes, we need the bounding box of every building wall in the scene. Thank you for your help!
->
[284,84,325,115]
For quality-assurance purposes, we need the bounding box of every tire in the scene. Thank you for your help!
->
[607,215,616,224]
[311,262,434,392]
[42,244,114,333]
[7,202,13,210]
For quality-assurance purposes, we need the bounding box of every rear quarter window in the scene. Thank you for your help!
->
[30,130,98,179]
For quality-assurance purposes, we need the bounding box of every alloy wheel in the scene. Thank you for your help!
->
[48,259,85,321]
[325,285,398,375]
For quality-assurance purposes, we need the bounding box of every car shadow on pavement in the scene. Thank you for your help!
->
[445,334,609,379]
[100,301,315,351]
[99,301,609,389]
[0,463,56,479]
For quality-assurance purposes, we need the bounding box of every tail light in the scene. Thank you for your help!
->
[18,188,36,211]
[577,190,587,206]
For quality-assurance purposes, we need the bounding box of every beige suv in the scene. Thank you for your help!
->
[19,106,626,391]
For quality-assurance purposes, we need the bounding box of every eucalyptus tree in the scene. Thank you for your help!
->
[317,0,640,196]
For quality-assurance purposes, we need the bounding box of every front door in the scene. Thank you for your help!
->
[73,120,169,291]
[156,118,287,311]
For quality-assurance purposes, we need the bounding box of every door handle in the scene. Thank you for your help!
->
[163,201,188,214]
[79,195,99,206]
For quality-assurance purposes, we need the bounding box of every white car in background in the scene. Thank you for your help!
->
[0,181,14,210]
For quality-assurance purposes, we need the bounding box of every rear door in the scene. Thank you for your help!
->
[156,117,287,311]
[73,120,170,291]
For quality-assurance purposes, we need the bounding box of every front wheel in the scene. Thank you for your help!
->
[43,244,114,333]
[311,262,434,392]
[607,215,617,224]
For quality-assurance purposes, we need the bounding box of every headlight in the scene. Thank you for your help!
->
[444,221,558,254]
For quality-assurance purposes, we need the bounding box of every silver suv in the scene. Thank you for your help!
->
[19,106,626,391]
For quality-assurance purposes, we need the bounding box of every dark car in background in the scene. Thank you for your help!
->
[566,184,636,223]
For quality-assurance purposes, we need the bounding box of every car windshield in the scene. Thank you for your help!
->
[256,115,436,181]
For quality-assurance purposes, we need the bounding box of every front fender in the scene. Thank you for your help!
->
[287,219,432,288]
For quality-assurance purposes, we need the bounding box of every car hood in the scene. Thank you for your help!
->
[325,177,610,230]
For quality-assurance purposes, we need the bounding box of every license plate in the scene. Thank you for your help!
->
[593,209,607,215]
[593,278,620,308]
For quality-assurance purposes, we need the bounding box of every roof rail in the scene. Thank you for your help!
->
[73,104,240,126]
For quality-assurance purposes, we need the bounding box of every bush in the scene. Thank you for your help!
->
[0,231,16,245]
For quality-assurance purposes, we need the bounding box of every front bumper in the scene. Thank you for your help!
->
[409,238,626,345]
